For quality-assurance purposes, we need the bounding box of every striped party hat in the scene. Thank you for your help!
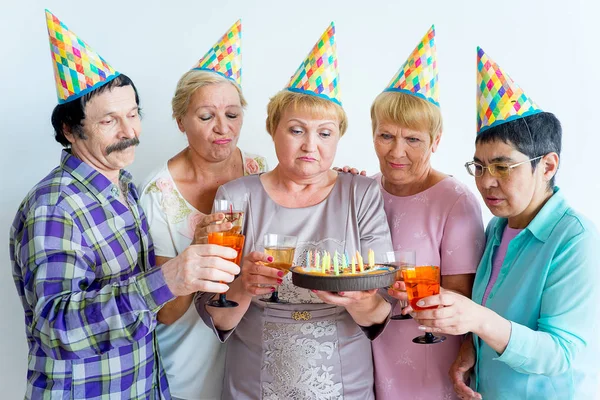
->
[286,22,341,106]
[45,10,120,104]
[477,47,542,134]
[193,20,242,85]
[385,25,439,107]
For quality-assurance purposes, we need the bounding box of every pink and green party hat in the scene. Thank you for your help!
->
[477,47,542,134]
[286,22,341,106]
[385,25,439,107]
[193,20,242,85]
[45,9,120,104]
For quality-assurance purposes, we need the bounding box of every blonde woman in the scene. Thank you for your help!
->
[139,34,267,400]
[369,27,484,400]
[196,24,393,399]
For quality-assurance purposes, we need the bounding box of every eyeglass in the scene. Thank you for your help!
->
[464,156,544,178]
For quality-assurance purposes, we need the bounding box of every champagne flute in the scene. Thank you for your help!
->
[402,265,446,344]
[260,234,297,304]
[385,249,416,320]
[206,231,244,308]
[206,199,246,308]
[213,199,244,234]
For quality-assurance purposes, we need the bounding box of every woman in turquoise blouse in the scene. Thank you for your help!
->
[411,50,600,399]
[415,112,600,399]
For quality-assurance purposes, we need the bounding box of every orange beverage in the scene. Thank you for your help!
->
[208,232,245,265]
[401,266,440,311]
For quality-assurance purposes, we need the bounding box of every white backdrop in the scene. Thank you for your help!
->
[1,0,599,397]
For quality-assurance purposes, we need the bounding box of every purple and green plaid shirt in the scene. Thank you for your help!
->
[10,150,175,399]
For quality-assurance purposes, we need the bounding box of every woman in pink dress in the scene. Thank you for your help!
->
[370,26,485,400]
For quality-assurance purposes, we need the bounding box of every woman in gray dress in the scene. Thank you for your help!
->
[196,70,394,399]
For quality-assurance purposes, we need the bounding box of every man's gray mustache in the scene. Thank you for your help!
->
[106,137,140,155]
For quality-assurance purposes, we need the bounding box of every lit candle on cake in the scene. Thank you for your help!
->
[306,250,311,270]
[318,252,323,273]
[333,251,339,275]
[351,255,356,274]
[356,250,364,272]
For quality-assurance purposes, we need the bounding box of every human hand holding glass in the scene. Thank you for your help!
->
[191,212,234,245]
[402,265,446,344]
[385,249,416,320]
[260,234,297,304]
[206,199,246,308]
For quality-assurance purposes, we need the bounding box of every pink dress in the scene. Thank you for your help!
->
[371,174,485,400]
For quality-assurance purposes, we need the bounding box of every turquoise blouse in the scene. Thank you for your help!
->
[472,188,600,399]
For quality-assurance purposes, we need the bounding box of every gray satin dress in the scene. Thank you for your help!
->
[196,173,393,400]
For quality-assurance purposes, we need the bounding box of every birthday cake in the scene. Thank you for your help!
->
[291,250,397,292]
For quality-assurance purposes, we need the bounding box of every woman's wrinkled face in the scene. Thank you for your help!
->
[272,106,341,179]
[373,121,439,187]
[474,139,546,221]
[177,82,243,162]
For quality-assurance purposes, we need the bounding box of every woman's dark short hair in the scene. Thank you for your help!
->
[476,112,562,187]
[50,74,140,147]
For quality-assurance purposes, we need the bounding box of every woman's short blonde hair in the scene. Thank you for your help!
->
[265,90,348,137]
[370,91,443,142]
[171,70,247,121]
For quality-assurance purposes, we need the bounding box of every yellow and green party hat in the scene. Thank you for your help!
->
[286,22,341,106]
[45,10,120,104]
[477,47,542,134]
[385,25,439,107]
[193,20,242,85]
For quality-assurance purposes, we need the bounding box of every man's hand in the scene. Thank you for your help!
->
[161,244,241,296]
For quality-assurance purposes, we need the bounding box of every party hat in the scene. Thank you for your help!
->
[193,20,242,85]
[45,10,120,104]
[477,47,542,134]
[286,22,341,106]
[385,25,439,107]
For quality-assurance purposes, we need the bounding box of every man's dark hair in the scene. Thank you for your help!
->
[476,112,562,188]
[50,74,140,147]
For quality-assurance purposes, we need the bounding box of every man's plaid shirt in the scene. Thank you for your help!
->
[10,150,175,399]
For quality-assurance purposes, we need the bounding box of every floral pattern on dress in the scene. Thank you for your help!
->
[144,153,267,241]
[245,157,260,174]
[243,154,268,175]
[375,376,395,397]
[392,212,406,230]
[411,192,430,206]
[262,320,342,400]
[145,178,192,225]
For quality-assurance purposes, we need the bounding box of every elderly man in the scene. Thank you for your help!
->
[9,11,239,399]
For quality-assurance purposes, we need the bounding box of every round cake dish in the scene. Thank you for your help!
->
[290,264,398,292]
